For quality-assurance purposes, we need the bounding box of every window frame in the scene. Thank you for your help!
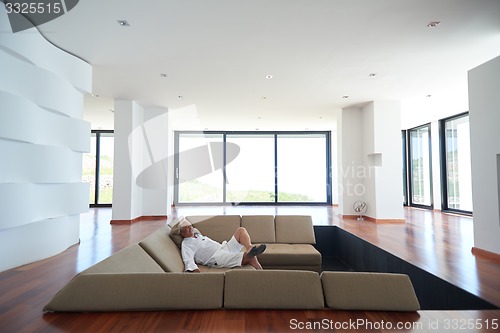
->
[173,130,332,205]
[87,129,114,208]
[407,123,434,209]
[439,112,473,216]
[402,130,408,206]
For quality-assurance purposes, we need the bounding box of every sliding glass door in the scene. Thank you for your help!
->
[176,133,224,203]
[174,131,331,205]
[440,113,472,213]
[82,130,114,207]
[225,134,275,202]
[277,134,327,202]
[408,125,433,208]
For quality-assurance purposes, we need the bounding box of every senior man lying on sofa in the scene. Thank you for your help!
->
[171,218,267,271]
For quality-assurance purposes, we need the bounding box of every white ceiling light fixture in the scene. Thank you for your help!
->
[427,21,440,28]
[369,73,377,77]
[265,74,273,79]
[117,20,130,26]
[342,95,349,99]
[160,73,168,78]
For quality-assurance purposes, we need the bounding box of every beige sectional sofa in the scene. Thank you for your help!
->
[182,215,322,272]
[43,215,420,312]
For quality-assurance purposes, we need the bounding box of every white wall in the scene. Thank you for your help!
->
[338,107,364,215]
[369,101,404,219]
[468,55,500,255]
[0,8,91,271]
[338,102,403,220]
[112,101,169,221]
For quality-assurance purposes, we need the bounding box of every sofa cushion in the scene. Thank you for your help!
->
[43,272,225,312]
[82,244,164,274]
[257,243,321,267]
[321,272,421,311]
[186,215,241,243]
[241,215,276,243]
[224,270,324,309]
[139,227,185,272]
[168,217,185,247]
[275,215,316,244]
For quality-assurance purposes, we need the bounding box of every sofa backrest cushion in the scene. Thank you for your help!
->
[139,226,185,272]
[224,270,324,309]
[321,272,421,311]
[275,215,316,244]
[82,244,164,274]
[186,215,241,243]
[241,215,276,243]
[43,272,225,312]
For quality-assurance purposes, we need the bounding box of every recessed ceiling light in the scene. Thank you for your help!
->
[117,20,130,26]
[160,73,168,78]
[426,94,432,97]
[178,96,184,99]
[265,75,273,79]
[369,73,377,77]
[342,95,349,99]
[262,96,267,100]
[92,93,99,98]
[427,21,440,28]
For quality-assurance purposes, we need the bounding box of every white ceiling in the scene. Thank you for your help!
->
[38,0,500,130]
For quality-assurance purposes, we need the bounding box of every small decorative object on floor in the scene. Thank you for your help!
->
[353,201,367,220]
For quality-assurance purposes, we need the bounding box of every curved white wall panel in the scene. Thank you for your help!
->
[0,215,80,272]
[0,9,91,92]
[0,6,91,271]
[0,140,83,184]
[0,50,84,119]
[0,92,90,152]
[0,183,88,230]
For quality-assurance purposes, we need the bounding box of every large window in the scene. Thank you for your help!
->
[408,124,433,208]
[225,134,275,202]
[82,130,114,206]
[174,131,331,205]
[176,133,224,203]
[440,113,473,214]
[277,134,327,202]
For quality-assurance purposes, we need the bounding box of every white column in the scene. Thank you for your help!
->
[364,101,404,220]
[469,55,500,255]
[112,101,169,221]
[338,101,404,220]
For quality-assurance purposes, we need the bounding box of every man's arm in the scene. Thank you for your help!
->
[181,242,199,272]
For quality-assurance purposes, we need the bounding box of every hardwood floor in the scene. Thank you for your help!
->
[0,206,499,333]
